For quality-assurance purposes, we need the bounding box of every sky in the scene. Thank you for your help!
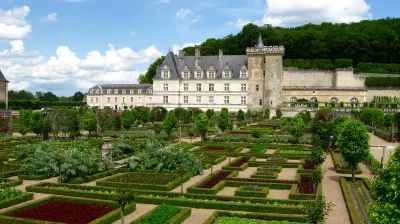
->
[0,0,398,96]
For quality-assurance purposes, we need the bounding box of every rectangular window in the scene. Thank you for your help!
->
[209,96,214,104]
[196,71,202,79]
[115,97,118,102]
[208,71,215,78]
[107,97,110,103]
[224,83,229,92]
[256,85,259,91]
[184,96,188,104]
[209,83,214,91]
[163,84,168,92]
[122,97,125,103]
[241,96,247,105]
[130,97,133,102]
[90,97,93,103]
[196,83,201,91]
[163,96,168,104]
[163,71,169,79]
[224,72,230,79]
[241,71,247,78]
[196,96,201,104]
[241,83,246,92]
[183,71,189,79]
[96,97,98,103]
[184,84,188,92]
[260,100,263,105]
[224,96,230,104]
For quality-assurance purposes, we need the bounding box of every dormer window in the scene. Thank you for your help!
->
[148,89,152,94]
[130,89,134,94]
[224,71,230,79]
[90,89,93,94]
[208,71,215,79]
[138,89,142,94]
[96,89,100,94]
[162,70,169,79]
[107,89,111,94]
[241,71,247,78]
[114,89,118,94]
[183,71,189,79]
[122,89,126,94]
[196,71,202,79]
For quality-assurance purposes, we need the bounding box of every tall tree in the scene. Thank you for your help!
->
[290,114,306,142]
[81,109,97,135]
[71,91,85,101]
[195,113,209,141]
[162,110,178,140]
[138,56,165,84]
[339,120,369,182]
[30,112,44,137]
[121,110,134,130]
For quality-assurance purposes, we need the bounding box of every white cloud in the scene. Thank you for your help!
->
[176,8,200,23]
[227,18,252,28]
[41,12,58,22]
[172,42,200,54]
[230,0,371,28]
[0,40,163,93]
[156,0,169,3]
[0,6,32,39]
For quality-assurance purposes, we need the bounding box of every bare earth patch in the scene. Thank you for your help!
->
[267,189,290,200]
[216,187,237,197]
[265,149,276,154]
[287,159,302,163]
[277,168,297,180]
[183,208,216,224]
[236,167,258,178]
[256,158,266,162]
[240,148,251,153]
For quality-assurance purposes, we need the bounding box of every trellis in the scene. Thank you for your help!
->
[0,109,12,136]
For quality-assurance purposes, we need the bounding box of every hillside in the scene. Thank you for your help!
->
[139,18,400,84]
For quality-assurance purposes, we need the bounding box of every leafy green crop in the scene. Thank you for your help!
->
[133,205,180,224]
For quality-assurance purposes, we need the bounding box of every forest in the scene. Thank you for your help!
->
[139,18,400,84]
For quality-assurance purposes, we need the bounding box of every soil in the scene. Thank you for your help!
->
[265,149,276,154]
[200,171,231,189]
[277,168,297,180]
[230,157,250,167]
[216,187,237,197]
[267,189,290,200]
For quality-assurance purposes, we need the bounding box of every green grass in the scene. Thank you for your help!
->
[278,150,311,155]
[251,145,265,152]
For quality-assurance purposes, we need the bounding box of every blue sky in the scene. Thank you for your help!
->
[0,0,398,96]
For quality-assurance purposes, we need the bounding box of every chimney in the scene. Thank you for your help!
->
[219,49,223,61]
[195,48,201,67]
[179,50,184,63]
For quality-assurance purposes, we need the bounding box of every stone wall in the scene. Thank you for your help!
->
[0,82,6,101]
[282,69,334,87]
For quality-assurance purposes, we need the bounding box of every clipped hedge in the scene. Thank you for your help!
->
[0,193,34,209]
[339,177,362,224]
[97,172,190,191]
[18,174,53,181]
[234,186,269,198]
[355,62,400,74]
[331,152,362,174]
[283,59,336,70]
[65,168,130,184]
[132,206,191,224]
[202,211,307,224]
[0,178,23,189]
[0,195,136,224]
[221,157,252,171]
[365,76,400,87]
[289,183,322,200]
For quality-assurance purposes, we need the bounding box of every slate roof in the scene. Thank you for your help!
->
[89,84,153,95]
[0,70,8,82]
[154,52,248,80]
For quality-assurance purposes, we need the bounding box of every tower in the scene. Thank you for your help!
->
[246,35,285,114]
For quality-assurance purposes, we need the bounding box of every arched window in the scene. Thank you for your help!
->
[290,97,297,103]
[310,97,318,102]
[350,97,358,103]
[330,97,338,102]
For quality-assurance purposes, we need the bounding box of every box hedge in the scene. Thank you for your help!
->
[331,152,362,174]
[234,186,269,198]
[0,178,23,189]
[202,211,307,224]
[0,193,34,209]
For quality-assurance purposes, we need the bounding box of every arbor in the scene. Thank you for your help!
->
[339,120,369,182]
[81,109,97,134]
[115,190,135,224]
[162,110,178,140]
[121,110,134,130]
[290,114,306,142]
[195,113,209,141]
[370,147,400,223]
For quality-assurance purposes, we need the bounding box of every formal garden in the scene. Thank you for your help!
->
[0,106,398,223]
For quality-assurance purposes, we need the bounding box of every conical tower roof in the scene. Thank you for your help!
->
[0,70,8,82]
[256,34,264,48]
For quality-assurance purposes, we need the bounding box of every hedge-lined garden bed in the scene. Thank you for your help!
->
[0,196,136,224]
[331,152,362,174]
[0,193,34,209]
[0,178,23,189]
[132,205,190,224]
[234,185,269,198]
[202,211,307,224]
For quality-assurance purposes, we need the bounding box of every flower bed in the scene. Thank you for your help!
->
[278,150,311,155]
[204,147,225,151]
[302,161,315,170]
[298,176,314,194]
[201,171,232,189]
[132,205,190,224]
[0,196,136,224]
[216,216,304,224]
[230,157,250,167]
[251,145,266,153]
[96,172,189,191]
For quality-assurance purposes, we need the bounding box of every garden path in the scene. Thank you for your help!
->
[216,187,237,197]
[277,168,297,180]
[267,189,290,200]
[182,208,215,224]
[170,157,233,193]
[323,153,351,224]
[111,203,157,224]
[236,167,257,178]
[369,133,399,164]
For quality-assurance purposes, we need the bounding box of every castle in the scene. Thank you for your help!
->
[87,35,399,115]
[0,70,8,109]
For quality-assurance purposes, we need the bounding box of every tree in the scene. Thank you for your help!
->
[290,114,306,142]
[195,114,209,141]
[206,109,215,119]
[339,120,369,182]
[246,109,252,123]
[332,115,348,146]
[138,56,165,84]
[121,110,134,130]
[176,165,187,194]
[162,110,178,140]
[148,108,157,123]
[186,128,196,143]
[276,109,282,118]
[305,196,333,223]
[309,147,326,166]
[115,189,135,224]
[227,145,234,163]
[237,110,245,122]
[30,112,44,137]
[113,113,122,131]
[71,91,84,101]
[20,109,32,127]
[0,153,8,178]
[140,108,149,125]
[264,109,270,119]
[360,108,385,128]
[81,109,97,135]
[39,92,58,102]
[370,147,400,223]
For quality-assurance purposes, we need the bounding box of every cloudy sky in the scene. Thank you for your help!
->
[0,0,397,96]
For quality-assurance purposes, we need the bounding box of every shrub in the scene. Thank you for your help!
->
[251,130,262,138]
[360,108,385,128]
[276,109,282,118]
[335,59,353,68]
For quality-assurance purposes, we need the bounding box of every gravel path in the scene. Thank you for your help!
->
[267,189,290,199]
[170,157,233,193]
[236,167,258,178]
[323,153,351,224]
[241,148,251,153]
[369,133,399,165]
[216,187,237,197]
[183,208,215,224]
[277,168,297,180]
[287,159,302,163]
[256,158,267,162]
[265,149,276,154]
[112,203,158,224]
